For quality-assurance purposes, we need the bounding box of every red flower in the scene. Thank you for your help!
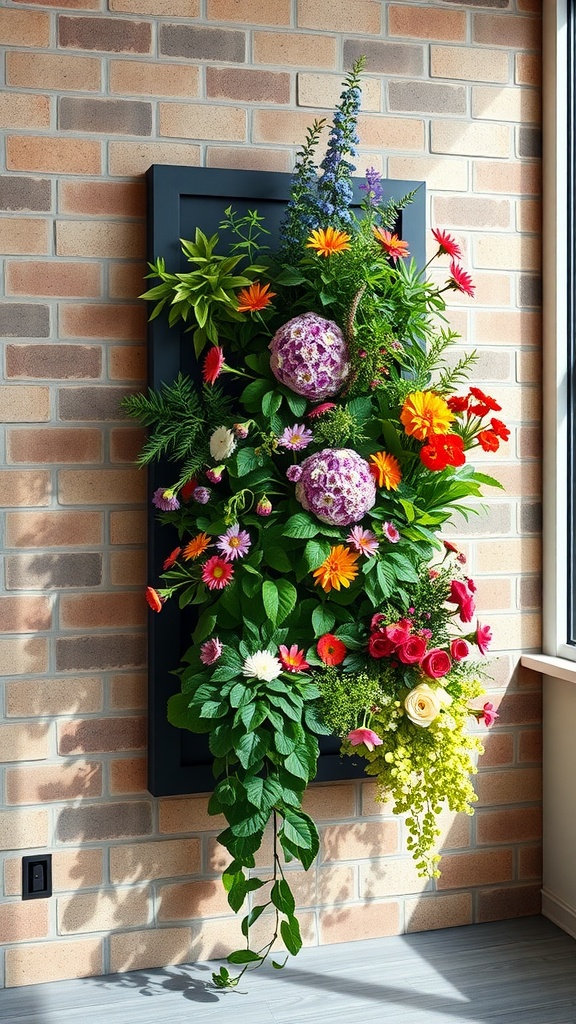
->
[202,345,225,386]
[370,612,386,631]
[469,387,501,412]
[442,434,466,466]
[385,619,412,646]
[145,586,163,612]
[278,644,309,673]
[476,622,493,655]
[317,633,347,666]
[450,638,470,661]
[307,402,336,418]
[180,478,198,502]
[448,579,476,623]
[432,227,462,261]
[447,395,469,413]
[421,648,452,679]
[448,261,475,297]
[420,441,449,471]
[368,633,395,658]
[373,228,410,261]
[490,418,510,441]
[480,701,499,727]
[420,433,466,471]
[477,430,500,452]
[201,555,234,590]
[396,635,428,664]
[162,547,181,571]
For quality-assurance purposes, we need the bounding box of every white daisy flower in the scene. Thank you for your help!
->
[242,650,283,682]
[209,426,236,461]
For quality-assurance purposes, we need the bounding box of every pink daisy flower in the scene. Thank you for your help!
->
[476,622,493,655]
[448,261,475,298]
[278,644,310,673]
[432,227,462,261]
[201,555,234,590]
[216,523,251,561]
[383,521,400,544]
[346,526,379,556]
[200,637,223,665]
[278,423,314,451]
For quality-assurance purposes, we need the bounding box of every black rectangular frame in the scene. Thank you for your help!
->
[145,164,426,796]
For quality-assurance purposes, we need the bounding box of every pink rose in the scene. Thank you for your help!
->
[368,632,395,659]
[397,635,428,664]
[480,701,499,727]
[448,579,476,623]
[420,647,452,679]
[347,727,383,752]
[450,638,470,661]
[476,622,492,655]
[385,618,412,646]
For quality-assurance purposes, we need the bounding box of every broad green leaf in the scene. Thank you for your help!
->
[262,580,279,624]
[311,604,335,636]
[303,539,331,571]
[241,902,269,938]
[271,879,295,916]
[280,917,302,957]
[227,949,262,965]
[283,513,319,539]
[236,728,269,770]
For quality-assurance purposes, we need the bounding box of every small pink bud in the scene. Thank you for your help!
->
[256,495,273,517]
[233,422,250,439]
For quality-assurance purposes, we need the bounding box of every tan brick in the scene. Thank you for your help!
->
[108,344,147,379]
[0,386,50,424]
[476,806,542,846]
[159,795,223,834]
[60,592,145,630]
[254,31,337,69]
[0,723,48,764]
[108,141,201,176]
[11,0,100,6]
[299,0,380,33]
[475,160,541,196]
[322,821,398,862]
[0,94,50,131]
[158,879,231,921]
[110,549,147,585]
[0,809,48,852]
[110,673,147,710]
[405,892,472,933]
[432,120,510,158]
[433,196,511,230]
[480,732,515,767]
[0,9,50,46]
[472,86,541,124]
[208,0,290,24]
[109,510,146,546]
[297,72,380,111]
[475,766,542,808]
[389,4,465,41]
[59,180,145,217]
[58,887,149,935]
[206,146,292,172]
[388,155,468,192]
[6,261,101,298]
[319,900,399,944]
[6,762,102,805]
[253,109,329,146]
[473,13,541,51]
[7,427,102,465]
[5,849,103,897]
[7,137,101,176]
[110,838,201,884]
[110,59,199,99]
[189,914,249,959]
[5,938,103,987]
[159,102,246,143]
[476,535,540,574]
[0,902,49,944]
[516,52,541,87]
[431,44,509,84]
[61,301,147,339]
[0,595,52,633]
[6,51,101,92]
[360,858,429,899]
[437,849,514,890]
[0,217,50,256]
[56,222,145,259]
[283,865,356,908]
[480,883,542,921]
[474,234,540,272]
[110,756,148,794]
[109,927,191,974]
[473,576,513,613]
[0,638,48,676]
[58,716,146,755]
[110,0,199,13]
[361,114,426,151]
[474,310,541,347]
[6,676,103,718]
[302,783,356,821]
[58,468,146,505]
[6,510,102,548]
[108,264,146,301]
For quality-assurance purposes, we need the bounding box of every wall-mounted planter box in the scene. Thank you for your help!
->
[145,164,426,797]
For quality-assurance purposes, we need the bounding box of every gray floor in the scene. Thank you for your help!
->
[1,916,576,1024]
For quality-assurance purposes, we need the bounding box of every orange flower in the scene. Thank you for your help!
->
[145,586,163,613]
[237,281,276,313]
[400,391,454,441]
[183,532,211,560]
[369,451,402,490]
[373,228,410,261]
[317,633,347,666]
[306,227,351,257]
[312,545,359,593]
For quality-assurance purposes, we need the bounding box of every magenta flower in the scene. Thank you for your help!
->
[286,464,303,483]
[476,622,493,655]
[200,637,223,665]
[269,312,350,400]
[450,638,470,661]
[206,466,224,484]
[256,496,273,516]
[307,402,336,419]
[152,487,180,512]
[192,486,212,505]
[216,523,251,561]
[346,526,379,556]
[278,423,314,451]
[480,701,499,727]
[448,579,476,623]
[347,727,383,752]
[383,521,400,544]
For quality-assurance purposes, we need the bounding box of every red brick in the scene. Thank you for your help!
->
[110,426,146,462]
[7,428,102,464]
[6,261,101,298]
[473,13,542,50]
[59,591,146,629]
[6,510,102,549]
[475,767,542,807]
[6,344,102,380]
[108,265,147,301]
[0,596,52,633]
[436,849,514,890]
[110,672,147,710]
[388,4,466,41]
[477,884,541,922]
[58,469,146,505]
[476,807,542,845]
[109,510,146,545]
[108,344,146,380]
[0,218,50,256]
[206,67,290,104]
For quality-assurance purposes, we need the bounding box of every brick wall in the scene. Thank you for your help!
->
[0,0,542,989]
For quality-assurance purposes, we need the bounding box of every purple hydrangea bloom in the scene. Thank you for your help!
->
[152,487,180,512]
[294,448,376,526]
[269,313,349,400]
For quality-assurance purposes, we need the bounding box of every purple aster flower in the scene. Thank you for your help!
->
[286,464,303,483]
[200,637,223,665]
[346,526,379,556]
[216,523,251,561]
[192,486,212,505]
[383,521,400,544]
[278,424,314,451]
[152,487,180,512]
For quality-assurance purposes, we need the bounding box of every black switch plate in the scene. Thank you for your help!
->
[22,854,52,900]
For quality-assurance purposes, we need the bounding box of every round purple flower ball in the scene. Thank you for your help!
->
[269,312,349,400]
[294,448,376,526]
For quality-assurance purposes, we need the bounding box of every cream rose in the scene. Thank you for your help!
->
[404,682,452,728]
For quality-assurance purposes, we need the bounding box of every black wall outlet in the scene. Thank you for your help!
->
[22,854,52,900]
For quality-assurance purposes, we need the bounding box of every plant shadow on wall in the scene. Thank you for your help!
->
[123,59,507,988]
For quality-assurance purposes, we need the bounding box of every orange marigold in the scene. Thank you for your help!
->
[369,451,402,490]
[400,391,454,441]
[183,532,211,560]
[237,281,276,313]
[306,227,351,257]
[312,545,360,593]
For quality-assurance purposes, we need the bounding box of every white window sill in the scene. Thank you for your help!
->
[521,654,576,685]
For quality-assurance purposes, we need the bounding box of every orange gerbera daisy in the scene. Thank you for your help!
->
[237,281,276,313]
[372,228,410,261]
[400,391,454,441]
[312,545,359,593]
[145,586,164,613]
[183,532,211,560]
[306,227,351,257]
[369,451,402,490]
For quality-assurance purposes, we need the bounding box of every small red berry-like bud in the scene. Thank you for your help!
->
[256,495,273,516]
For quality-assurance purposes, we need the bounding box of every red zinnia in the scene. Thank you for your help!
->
[477,430,500,452]
[432,227,462,261]
[145,586,163,612]
[317,633,347,666]
[490,418,510,441]
[469,387,501,412]
[203,345,225,386]
[447,395,469,413]
[163,547,181,570]
[448,261,475,298]
[420,433,465,471]
[201,555,234,590]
